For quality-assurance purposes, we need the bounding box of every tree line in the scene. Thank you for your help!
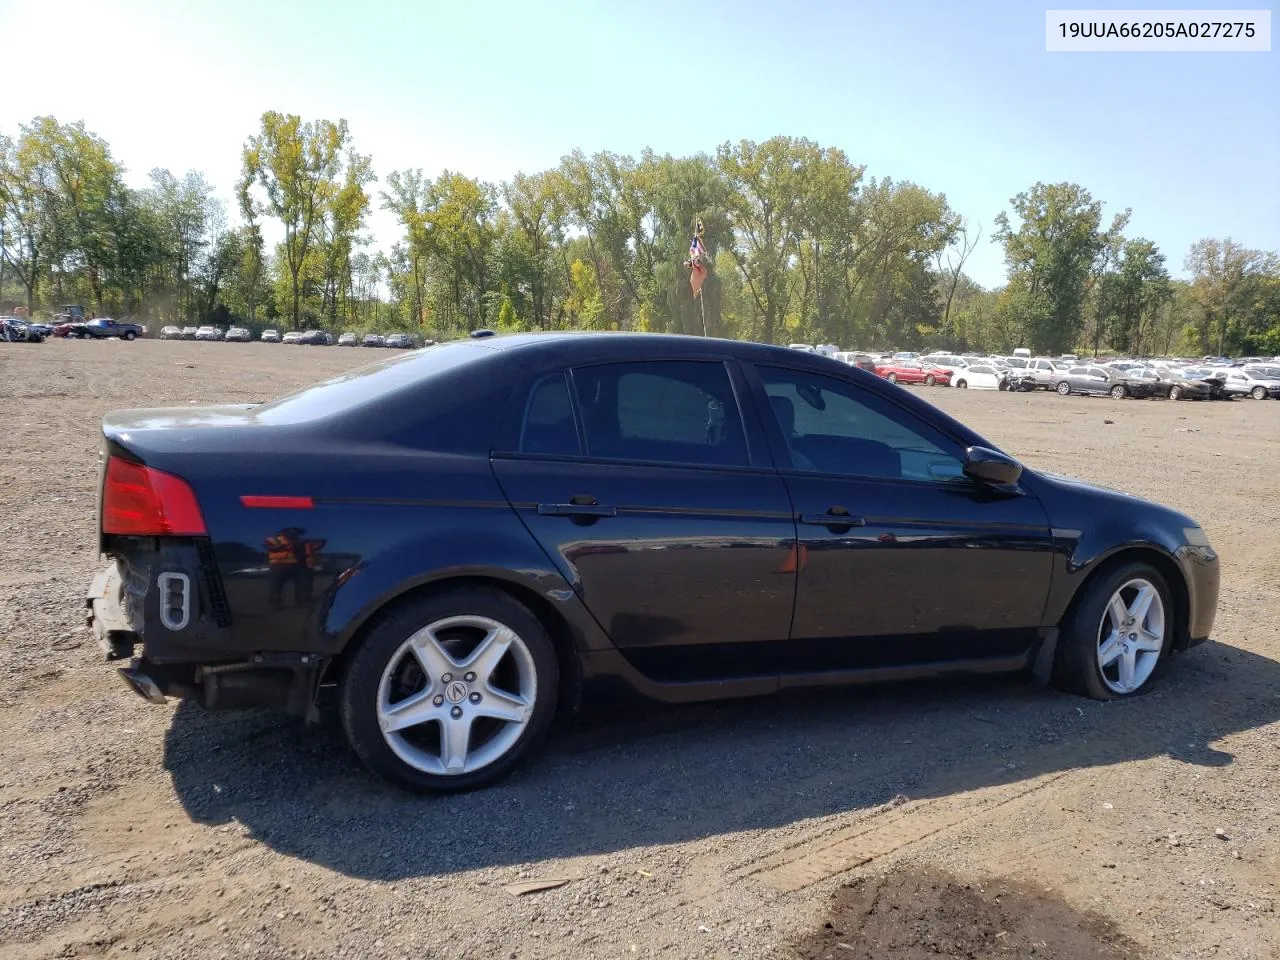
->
[2,113,1277,356]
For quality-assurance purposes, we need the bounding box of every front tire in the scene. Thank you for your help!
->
[1251,386,1267,400]
[1056,381,1071,396]
[886,373,897,384]
[1110,384,1127,400]
[956,379,968,389]
[339,586,559,793]
[1169,385,1184,400]
[1055,563,1171,700]
[925,374,936,386]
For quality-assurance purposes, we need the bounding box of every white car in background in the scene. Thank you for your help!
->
[788,343,816,353]
[1223,366,1280,399]
[950,363,1005,390]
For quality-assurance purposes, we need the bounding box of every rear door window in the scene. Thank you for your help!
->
[571,361,749,468]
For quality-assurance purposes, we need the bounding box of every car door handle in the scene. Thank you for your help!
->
[537,496,617,519]
[800,508,865,530]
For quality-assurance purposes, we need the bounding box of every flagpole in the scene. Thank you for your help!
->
[698,289,708,337]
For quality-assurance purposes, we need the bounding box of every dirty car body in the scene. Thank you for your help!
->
[87,334,1220,792]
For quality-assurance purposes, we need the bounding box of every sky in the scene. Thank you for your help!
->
[1,0,1276,289]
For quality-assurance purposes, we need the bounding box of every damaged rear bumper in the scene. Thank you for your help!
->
[86,557,324,718]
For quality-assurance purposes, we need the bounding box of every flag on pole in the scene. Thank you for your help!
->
[684,217,709,299]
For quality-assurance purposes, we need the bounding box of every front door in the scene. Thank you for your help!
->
[746,363,1055,673]
[491,360,797,681]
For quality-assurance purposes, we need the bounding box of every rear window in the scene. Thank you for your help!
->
[253,341,487,424]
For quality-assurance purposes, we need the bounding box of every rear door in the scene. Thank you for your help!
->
[491,359,797,681]
[743,362,1055,675]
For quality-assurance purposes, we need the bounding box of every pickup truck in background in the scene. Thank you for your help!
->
[1009,357,1069,391]
[60,318,146,340]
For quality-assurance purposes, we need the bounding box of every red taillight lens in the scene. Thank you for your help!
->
[102,456,207,536]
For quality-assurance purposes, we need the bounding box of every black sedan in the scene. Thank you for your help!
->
[86,334,1219,793]
[384,332,415,349]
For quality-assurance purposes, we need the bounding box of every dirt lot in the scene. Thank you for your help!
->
[2,338,1278,960]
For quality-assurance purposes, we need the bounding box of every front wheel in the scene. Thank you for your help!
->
[1110,384,1127,400]
[886,373,897,384]
[1055,563,1171,700]
[1056,381,1071,396]
[1169,385,1184,400]
[956,379,968,389]
[339,586,558,793]
[1251,386,1267,400]
[924,374,936,386]
[123,331,136,341]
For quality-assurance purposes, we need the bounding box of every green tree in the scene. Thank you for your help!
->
[1185,238,1280,356]
[240,112,350,329]
[994,182,1121,354]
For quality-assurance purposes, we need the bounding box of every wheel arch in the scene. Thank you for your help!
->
[1056,546,1191,653]
[322,573,586,719]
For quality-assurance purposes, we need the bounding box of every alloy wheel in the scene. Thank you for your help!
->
[376,615,537,776]
[1251,386,1267,400]
[1110,385,1126,399]
[1057,381,1071,395]
[1096,578,1164,694]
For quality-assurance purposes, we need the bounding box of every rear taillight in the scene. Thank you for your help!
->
[102,456,207,536]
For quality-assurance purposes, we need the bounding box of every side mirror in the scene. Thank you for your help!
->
[963,446,1023,486]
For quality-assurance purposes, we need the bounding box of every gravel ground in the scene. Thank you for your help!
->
[1,339,1277,960]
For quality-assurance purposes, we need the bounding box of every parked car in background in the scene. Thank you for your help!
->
[159,325,183,340]
[834,351,878,373]
[950,364,1005,390]
[194,326,223,341]
[1010,357,1070,391]
[282,331,302,344]
[384,333,415,349]
[299,329,332,345]
[1223,367,1280,400]
[86,332,1220,793]
[224,327,252,342]
[788,343,816,353]
[1051,366,1114,397]
[23,320,54,338]
[1100,367,1162,400]
[874,360,952,386]
[362,333,385,348]
[338,332,359,347]
[1165,369,1231,401]
[921,354,971,379]
[1,316,46,342]
[261,329,281,343]
[181,326,199,339]
[68,318,145,340]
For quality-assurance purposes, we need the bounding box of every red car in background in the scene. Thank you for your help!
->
[873,359,952,386]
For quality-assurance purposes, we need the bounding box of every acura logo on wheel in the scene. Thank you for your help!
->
[445,681,468,704]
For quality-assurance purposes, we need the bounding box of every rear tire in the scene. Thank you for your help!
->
[339,586,559,793]
[1056,381,1071,396]
[1054,562,1172,700]
[956,379,968,389]
[886,373,897,384]
[1251,386,1267,400]
[1169,385,1184,400]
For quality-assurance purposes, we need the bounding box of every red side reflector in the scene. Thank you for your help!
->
[240,495,314,509]
[102,457,207,536]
